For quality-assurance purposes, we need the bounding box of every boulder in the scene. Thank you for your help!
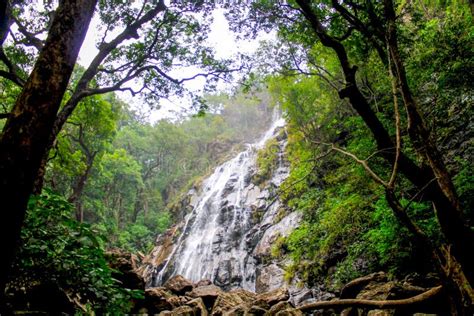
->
[256,287,289,306]
[196,279,213,287]
[106,248,145,290]
[266,301,302,316]
[211,289,257,315]
[164,275,194,295]
[143,287,175,313]
[288,288,313,306]
[357,281,397,300]
[187,284,223,309]
[255,264,285,293]
[250,298,270,311]
[187,297,209,316]
[224,305,247,315]
[248,305,268,315]
[169,305,195,315]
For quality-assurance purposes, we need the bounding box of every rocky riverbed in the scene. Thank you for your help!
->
[130,273,447,315]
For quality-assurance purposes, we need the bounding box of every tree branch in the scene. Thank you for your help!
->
[12,16,45,51]
[299,286,442,312]
[0,47,25,86]
[314,141,388,187]
[388,45,401,188]
[54,0,167,136]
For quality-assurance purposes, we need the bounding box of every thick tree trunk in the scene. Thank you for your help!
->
[0,0,96,306]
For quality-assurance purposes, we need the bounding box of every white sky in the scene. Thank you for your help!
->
[77,8,274,122]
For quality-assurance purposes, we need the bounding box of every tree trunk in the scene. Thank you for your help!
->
[0,0,96,305]
[383,0,474,286]
[132,187,144,223]
[296,0,474,287]
[69,153,96,222]
[295,1,473,313]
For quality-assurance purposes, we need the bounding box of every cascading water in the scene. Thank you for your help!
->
[145,110,300,292]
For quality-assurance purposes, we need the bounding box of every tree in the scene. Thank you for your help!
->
[0,0,97,303]
[228,0,473,313]
[0,0,232,300]
[47,94,120,222]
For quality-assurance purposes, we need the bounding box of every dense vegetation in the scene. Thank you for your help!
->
[45,91,272,252]
[252,0,473,310]
[0,0,472,313]
[2,88,272,311]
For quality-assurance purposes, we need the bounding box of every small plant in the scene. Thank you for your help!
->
[253,138,280,186]
[7,190,142,313]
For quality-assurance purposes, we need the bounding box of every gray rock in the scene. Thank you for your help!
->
[289,288,313,306]
[255,264,286,293]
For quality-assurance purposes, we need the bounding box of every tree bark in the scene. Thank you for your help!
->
[68,152,97,222]
[0,0,97,305]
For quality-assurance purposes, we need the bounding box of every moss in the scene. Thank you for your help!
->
[270,234,287,258]
[252,138,280,186]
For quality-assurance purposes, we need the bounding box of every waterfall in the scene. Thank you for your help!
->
[146,110,300,292]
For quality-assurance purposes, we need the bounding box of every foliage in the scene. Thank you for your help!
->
[42,89,273,252]
[7,190,142,313]
[260,1,474,291]
[253,138,280,186]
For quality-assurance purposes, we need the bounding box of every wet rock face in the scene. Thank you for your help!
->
[255,264,286,293]
[141,117,302,293]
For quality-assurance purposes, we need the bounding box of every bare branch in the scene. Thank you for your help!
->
[11,16,45,50]
[299,286,442,312]
[314,141,388,187]
[385,189,430,240]
[54,0,167,136]
[0,69,24,86]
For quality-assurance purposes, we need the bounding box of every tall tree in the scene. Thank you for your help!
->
[0,0,97,303]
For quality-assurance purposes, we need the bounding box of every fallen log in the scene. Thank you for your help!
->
[299,285,442,312]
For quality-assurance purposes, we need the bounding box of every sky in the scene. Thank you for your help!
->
[77,8,274,122]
